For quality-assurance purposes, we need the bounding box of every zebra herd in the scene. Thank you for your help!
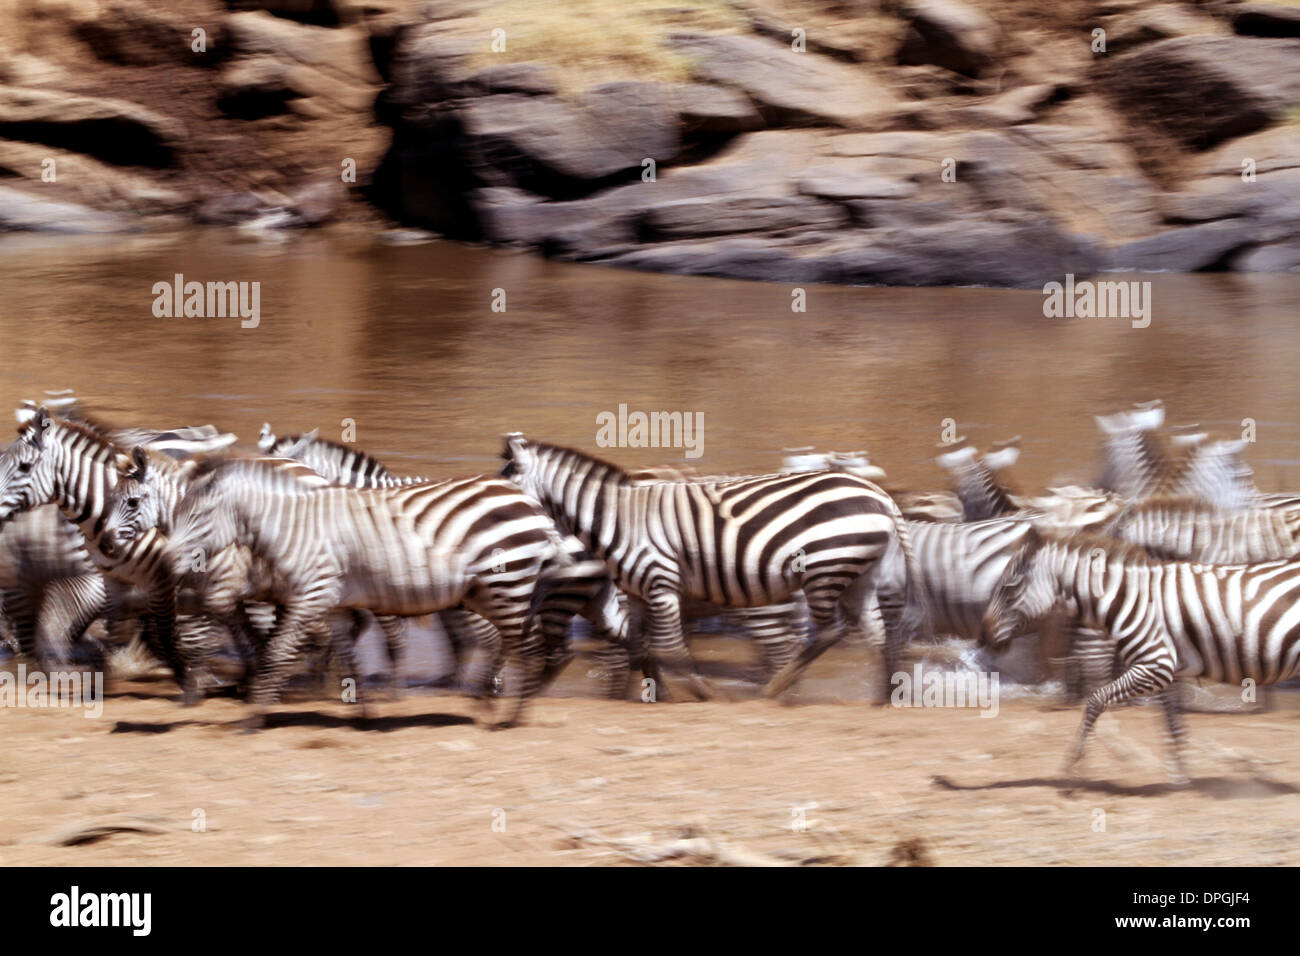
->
[2,395,1300,785]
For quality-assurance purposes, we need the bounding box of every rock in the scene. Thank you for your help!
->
[224,11,380,84]
[458,86,680,198]
[598,238,829,284]
[1232,4,1300,38]
[75,1,201,67]
[846,198,951,229]
[671,32,898,128]
[1157,188,1271,224]
[0,85,182,167]
[641,195,849,239]
[797,172,917,201]
[286,179,343,225]
[194,191,273,225]
[0,44,70,88]
[1098,36,1300,149]
[0,184,133,233]
[895,0,1000,77]
[825,217,1105,288]
[458,63,558,97]
[668,84,764,134]
[1106,219,1267,272]
[1098,4,1222,55]
[949,83,1062,127]
[218,56,308,117]
[1231,238,1300,271]
[0,141,188,214]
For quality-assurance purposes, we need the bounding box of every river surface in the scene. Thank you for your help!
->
[2,228,1299,697]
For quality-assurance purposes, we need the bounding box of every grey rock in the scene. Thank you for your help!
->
[896,0,1000,77]
[641,195,849,240]
[1106,219,1266,272]
[672,32,898,128]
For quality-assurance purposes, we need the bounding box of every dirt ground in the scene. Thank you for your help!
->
[3,672,1299,867]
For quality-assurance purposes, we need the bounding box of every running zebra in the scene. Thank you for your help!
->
[933,440,1121,699]
[1108,497,1300,564]
[259,424,634,695]
[499,435,927,701]
[100,452,618,727]
[0,411,240,697]
[983,531,1300,784]
[935,440,1022,520]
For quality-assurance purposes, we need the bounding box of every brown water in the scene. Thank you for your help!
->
[3,228,1299,693]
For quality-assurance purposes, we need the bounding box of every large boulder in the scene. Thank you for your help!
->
[457,85,681,198]
[1098,36,1300,149]
[671,32,899,128]
[75,1,203,67]
[895,0,1000,77]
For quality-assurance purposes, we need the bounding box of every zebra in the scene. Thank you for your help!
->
[1107,497,1300,564]
[0,411,250,700]
[1096,401,1172,501]
[935,440,1022,521]
[499,435,927,702]
[983,530,1300,785]
[259,424,638,696]
[100,452,620,727]
[933,439,1121,699]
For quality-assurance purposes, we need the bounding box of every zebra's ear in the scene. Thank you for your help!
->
[257,423,275,453]
[27,406,49,448]
[131,445,149,480]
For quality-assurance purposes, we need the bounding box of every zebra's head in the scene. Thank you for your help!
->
[983,528,1057,648]
[500,432,534,484]
[0,405,56,523]
[98,446,164,559]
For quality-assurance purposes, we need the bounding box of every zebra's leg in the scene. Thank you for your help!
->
[1065,661,1172,775]
[1159,681,1191,788]
[1063,626,1113,705]
[375,614,406,699]
[3,585,39,660]
[762,590,848,699]
[244,602,326,727]
[38,574,110,673]
[643,590,713,701]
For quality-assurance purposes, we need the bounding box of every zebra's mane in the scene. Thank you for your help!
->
[524,441,637,484]
[275,432,386,466]
[184,452,325,486]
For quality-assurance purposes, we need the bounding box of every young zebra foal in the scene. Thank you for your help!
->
[983,529,1300,785]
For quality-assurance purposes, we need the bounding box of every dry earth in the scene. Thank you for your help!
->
[3,677,1298,866]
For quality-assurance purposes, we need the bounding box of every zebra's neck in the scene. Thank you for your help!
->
[530,446,628,555]
[1051,541,1165,638]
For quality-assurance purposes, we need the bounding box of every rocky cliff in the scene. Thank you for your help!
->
[3,0,1300,287]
